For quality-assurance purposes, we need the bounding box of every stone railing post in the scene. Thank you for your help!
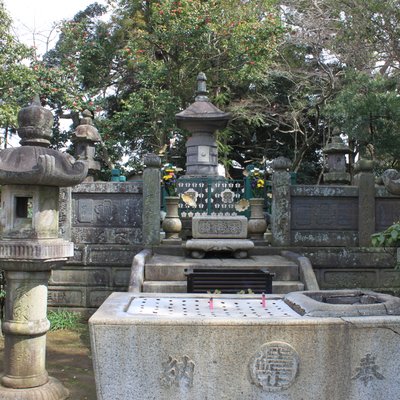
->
[143,153,161,246]
[353,159,375,246]
[271,157,292,246]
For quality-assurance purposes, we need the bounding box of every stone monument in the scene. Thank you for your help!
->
[71,109,101,182]
[323,129,351,184]
[176,72,230,177]
[0,96,87,399]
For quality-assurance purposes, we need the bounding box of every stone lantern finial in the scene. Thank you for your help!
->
[17,95,53,147]
[195,72,208,101]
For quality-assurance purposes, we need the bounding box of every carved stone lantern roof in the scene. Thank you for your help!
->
[323,129,351,155]
[0,96,88,187]
[176,72,231,132]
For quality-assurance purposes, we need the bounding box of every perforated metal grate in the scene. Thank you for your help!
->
[126,297,300,319]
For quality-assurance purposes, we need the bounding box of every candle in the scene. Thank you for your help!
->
[262,292,266,308]
[209,297,214,311]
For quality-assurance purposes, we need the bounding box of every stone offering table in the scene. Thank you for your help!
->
[185,215,254,258]
[90,291,400,400]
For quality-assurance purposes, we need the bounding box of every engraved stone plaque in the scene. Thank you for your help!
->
[198,146,210,163]
[192,215,247,238]
[249,341,299,392]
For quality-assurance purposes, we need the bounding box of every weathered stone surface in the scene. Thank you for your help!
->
[192,215,247,238]
[143,154,161,246]
[375,198,400,231]
[284,289,400,317]
[271,158,291,246]
[186,239,254,258]
[90,292,400,400]
[354,166,375,246]
[48,287,85,307]
[70,183,143,244]
[0,239,73,261]
[0,377,69,400]
[291,196,358,230]
[382,168,400,195]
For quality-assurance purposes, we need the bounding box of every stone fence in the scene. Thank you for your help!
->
[272,160,400,247]
[48,154,161,315]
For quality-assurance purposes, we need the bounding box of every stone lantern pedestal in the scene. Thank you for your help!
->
[0,97,88,399]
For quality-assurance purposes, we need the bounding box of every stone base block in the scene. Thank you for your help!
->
[185,239,254,259]
[192,215,248,239]
[0,377,69,400]
[90,292,400,400]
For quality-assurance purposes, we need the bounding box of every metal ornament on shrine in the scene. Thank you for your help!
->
[0,96,88,399]
[176,72,231,177]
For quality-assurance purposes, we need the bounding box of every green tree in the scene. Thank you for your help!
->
[0,3,37,147]
[41,0,283,172]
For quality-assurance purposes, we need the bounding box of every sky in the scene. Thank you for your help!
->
[3,0,106,55]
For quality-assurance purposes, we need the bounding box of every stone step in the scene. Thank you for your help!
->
[145,254,299,282]
[142,280,304,295]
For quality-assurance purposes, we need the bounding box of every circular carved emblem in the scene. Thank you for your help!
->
[249,341,299,392]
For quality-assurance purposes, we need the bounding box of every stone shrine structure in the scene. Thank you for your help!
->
[0,96,87,399]
[176,72,230,177]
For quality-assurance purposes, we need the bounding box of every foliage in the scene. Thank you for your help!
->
[0,4,37,147]
[324,71,400,168]
[161,163,179,196]
[371,222,400,248]
[48,309,84,331]
[39,0,282,174]
[372,221,400,269]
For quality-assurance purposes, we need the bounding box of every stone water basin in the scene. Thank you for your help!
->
[90,291,400,400]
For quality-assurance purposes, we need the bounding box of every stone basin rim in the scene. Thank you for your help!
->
[284,289,400,317]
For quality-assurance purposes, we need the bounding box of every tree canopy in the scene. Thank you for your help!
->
[3,0,400,181]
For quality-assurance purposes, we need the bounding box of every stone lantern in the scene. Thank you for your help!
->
[0,96,88,399]
[323,129,351,184]
[71,109,101,182]
[176,72,231,177]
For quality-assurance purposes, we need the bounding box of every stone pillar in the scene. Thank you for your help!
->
[353,159,375,246]
[2,270,51,388]
[143,153,161,246]
[271,157,292,246]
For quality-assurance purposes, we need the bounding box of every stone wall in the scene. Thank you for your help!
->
[49,181,144,315]
[272,171,400,248]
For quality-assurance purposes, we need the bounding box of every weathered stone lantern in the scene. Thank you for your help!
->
[176,72,230,177]
[0,96,87,399]
[71,109,101,182]
[323,129,351,184]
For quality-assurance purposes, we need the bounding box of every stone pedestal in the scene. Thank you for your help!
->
[248,198,267,240]
[162,197,182,241]
[0,261,70,399]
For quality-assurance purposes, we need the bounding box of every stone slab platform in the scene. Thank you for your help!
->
[145,254,299,281]
[90,292,400,400]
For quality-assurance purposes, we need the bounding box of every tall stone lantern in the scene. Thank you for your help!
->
[176,72,231,177]
[323,129,352,184]
[0,97,88,399]
[71,109,101,182]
